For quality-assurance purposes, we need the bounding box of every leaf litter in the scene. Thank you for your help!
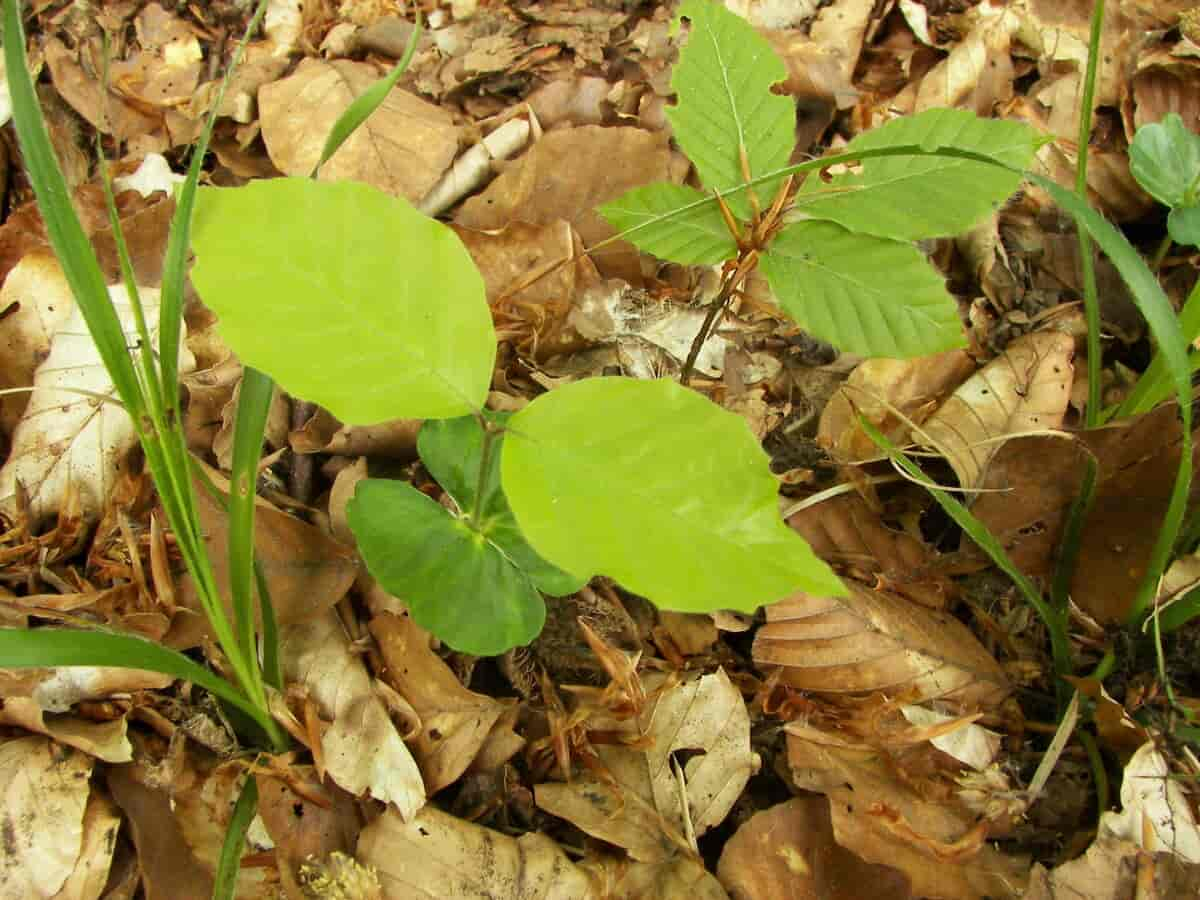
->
[1,1,1200,898]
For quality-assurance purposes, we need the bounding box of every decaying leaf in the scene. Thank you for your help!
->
[921,331,1074,491]
[259,58,458,201]
[536,668,759,863]
[1025,830,1200,900]
[280,610,426,820]
[357,805,596,899]
[0,282,195,526]
[0,697,132,763]
[754,583,1010,709]
[717,796,912,900]
[1100,742,1200,864]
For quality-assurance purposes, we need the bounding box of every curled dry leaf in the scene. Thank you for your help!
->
[0,282,195,526]
[357,805,596,900]
[817,349,975,463]
[369,610,514,793]
[0,697,132,763]
[753,582,1010,710]
[289,406,421,459]
[259,58,459,202]
[280,610,426,820]
[535,668,759,863]
[921,331,1074,491]
[0,736,96,900]
[1100,742,1200,864]
[716,796,911,900]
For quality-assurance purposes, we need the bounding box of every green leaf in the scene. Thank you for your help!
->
[214,777,258,900]
[191,178,495,424]
[1168,205,1200,247]
[1129,113,1200,210]
[795,109,1036,240]
[0,627,267,726]
[501,377,844,613]
[598,183,739,265]
[347,479,545,656]
[418,414,585,596]
[667,0,795,221]
[760,220,965,357]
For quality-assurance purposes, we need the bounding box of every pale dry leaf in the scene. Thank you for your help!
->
[753,583,1010,709]
[357,805,596,900]
[113,153,186,198]
[915,1,1019,116]
[921,331,1074,490]
[536,668,759,862]
[0,736,93,900]
[900,704,1002,771]
[0,253,74,435]
[716,796,912,900]
[259,58,458,202]
[280,610,425,819]
[817,349,975,463]
[53,791,121,900]
[1024,830,1200,900]
[597,856,730,900]
[0,664,172,713]
[0,697,132,763]
[1100,742,1200,863]
[0,282,196,526]
[369,610,512,793]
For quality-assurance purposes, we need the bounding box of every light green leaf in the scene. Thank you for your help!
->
[347,479,545,656]
[1169,205,1200,247]
[598,183,739,265]
[1129,113,1200,210]
[501,377,844,613]
[667,0,795,221]
[760,220,965,357]
[191,177,494,424]
[795,109,1036,240]
[418,414,585,596]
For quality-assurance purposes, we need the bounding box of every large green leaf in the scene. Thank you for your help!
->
[1129,113,1200,211]
[347,479,545,656]
[418,414,585,597]
[795,109,1036,240]
[191,178,495,424]
[501,378,844,613]
[598,183,738,265]
[760,220,965,357]
[666,0,795,221]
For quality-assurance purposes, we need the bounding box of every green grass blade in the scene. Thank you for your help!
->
[860,418,1074,689]
[1117,279,1200,418]
[229,367,274,668]
[160,0,270,406]
[255,558,283,691]
[0,627,267,725]
[213,775,258,900]
[312,8,424,178]
[1160,586,1200,633]
[3,0,144,415]
[1075,0,1104,426]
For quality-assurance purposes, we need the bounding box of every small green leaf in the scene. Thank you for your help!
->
[667,0,795,221]
[760,220,965,357]
[598,183,739,265]
[1168,205,1200,247]
[1129,113,1200,210]
[347,479,545,656]
[418,414,585,596]
[191,178,495,424]
[795,109,1036,240]
[501,377,844,613]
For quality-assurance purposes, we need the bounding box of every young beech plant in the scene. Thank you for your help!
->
[188,0,1055,656]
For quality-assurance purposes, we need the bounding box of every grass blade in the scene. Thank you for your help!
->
[0,627,267,726]
[312,7,423,178]
[229,367,273,667]
[213,776,258,900]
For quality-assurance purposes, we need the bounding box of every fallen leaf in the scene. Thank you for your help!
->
[55,790,122,900]
[0,736,95,900]
[753,582,1010,709]
[280,610,426,820]
[536,668,759,862]
[0,697,132,763]
[716,796,911,900]
[1024,830,1200,900]
[1100,741,1200,863]
[259,58,458,202]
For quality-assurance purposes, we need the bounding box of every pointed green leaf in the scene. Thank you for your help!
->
[191,178,495,424]
[598,183,739,265]
[795,109,1036,240]
[501,378,844,613]
[347,479,545,656]
[760,220,965,357]
[667,0,795,221]
[1129,113,1200,210]
[418,414,585,596]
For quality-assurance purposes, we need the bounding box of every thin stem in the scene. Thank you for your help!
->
[1150,233,1173,272]
[469,415,499,531]
[1076,0,1105,428]
[680,253,754,383]
[1078,729,1110,820]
